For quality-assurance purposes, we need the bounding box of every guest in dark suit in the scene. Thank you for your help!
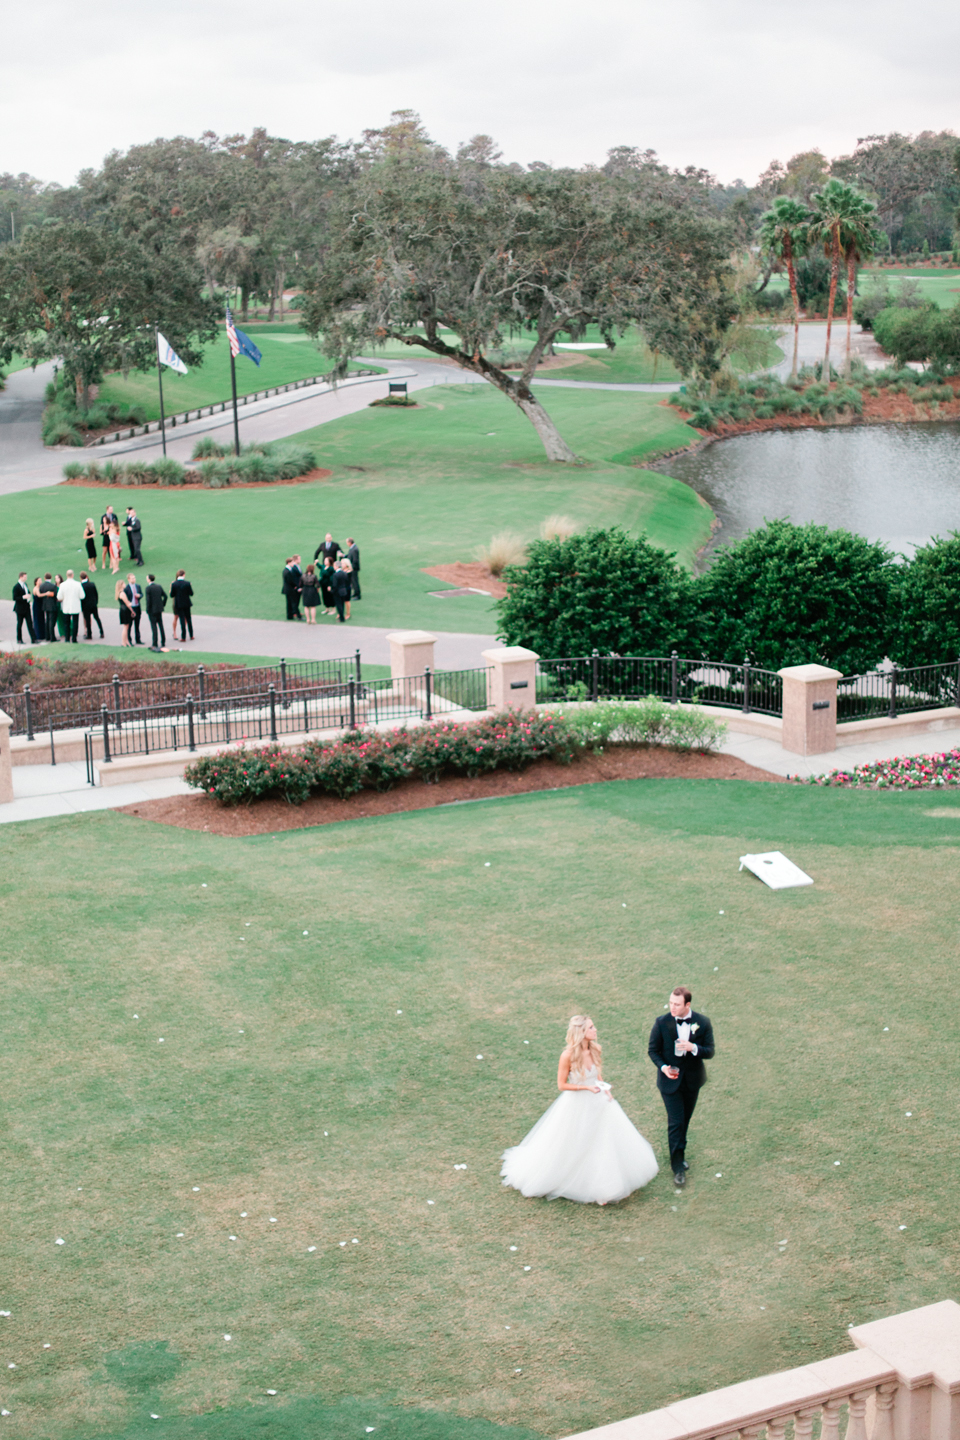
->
[12,573,36,644]
[648,985,715,1187]
[170,570,194,640]
[123,575,144,644]
[144,574,168,650]
[346,538,361,599]
[331,560,352,622]
[314,533,341,566]
[319,556,335,614]
[80,572,104,639]
[125,508,144,565]
[39,573,59,642]
[282,557,303,620]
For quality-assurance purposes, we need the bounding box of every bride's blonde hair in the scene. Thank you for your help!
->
[566,1014,602,1076]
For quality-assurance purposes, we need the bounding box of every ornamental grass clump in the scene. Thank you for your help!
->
[555,698,727,752]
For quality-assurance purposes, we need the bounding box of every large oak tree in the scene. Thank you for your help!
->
[299,132,734,461]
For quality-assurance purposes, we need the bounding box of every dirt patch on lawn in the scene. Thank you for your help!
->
[421,563,507,598]
[119,746,784,837]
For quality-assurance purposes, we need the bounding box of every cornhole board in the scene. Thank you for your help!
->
[739,851,813,890]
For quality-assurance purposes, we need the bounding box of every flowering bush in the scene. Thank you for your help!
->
[185,711,577,805]
[801,749,960,789]
[555,697,727,753]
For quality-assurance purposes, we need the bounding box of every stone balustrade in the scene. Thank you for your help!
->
[562,1300,960,1440]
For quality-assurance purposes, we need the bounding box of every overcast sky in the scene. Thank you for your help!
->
[3,0,957,189]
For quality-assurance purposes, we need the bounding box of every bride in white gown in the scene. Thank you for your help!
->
[501,1015,659,1204]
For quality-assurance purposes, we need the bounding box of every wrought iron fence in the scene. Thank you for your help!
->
[536,653,783,718]
[837,659,960,723]
[82,666,492,781]
[4,654,362,738]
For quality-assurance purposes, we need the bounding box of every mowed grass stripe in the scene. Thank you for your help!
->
[1,780,959,1437]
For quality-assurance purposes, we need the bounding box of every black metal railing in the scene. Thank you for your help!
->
[5,653,362,739]
[837,659,960,723]
[81,666,492,779]
[536,652,783,718]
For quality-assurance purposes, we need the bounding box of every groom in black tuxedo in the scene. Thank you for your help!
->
[648,986,715,1187]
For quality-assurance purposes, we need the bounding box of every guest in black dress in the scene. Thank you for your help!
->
[83,519,98,570]
[31,578,45,645]
[320,556,335,614]
[301,565,321,624]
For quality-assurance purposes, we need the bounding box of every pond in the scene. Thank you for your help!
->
[662,422,960,560]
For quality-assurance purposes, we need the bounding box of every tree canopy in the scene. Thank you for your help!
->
[298,133,734,460]
[0,221,218,405]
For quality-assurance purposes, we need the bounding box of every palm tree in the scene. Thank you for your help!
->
[839,195,880,378]
[807,179,874,382]
[758,197,810,381]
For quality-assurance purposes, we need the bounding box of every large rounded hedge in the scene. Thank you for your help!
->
[892,533,960,667]
[496,527,695,658]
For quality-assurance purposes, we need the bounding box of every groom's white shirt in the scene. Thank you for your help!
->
[662,1012,698,1073]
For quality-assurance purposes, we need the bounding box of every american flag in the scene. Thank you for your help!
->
[225,307,240,359]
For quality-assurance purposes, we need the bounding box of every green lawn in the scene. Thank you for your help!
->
[97,328,385,423]
[4,778,960,1440]
[4,385,709,634]
[768,267,960,311]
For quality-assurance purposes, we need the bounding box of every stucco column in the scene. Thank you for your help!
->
[482,646,539,712]
[0,708,13,804]
[385,630,436,680]
[777,663,843,756]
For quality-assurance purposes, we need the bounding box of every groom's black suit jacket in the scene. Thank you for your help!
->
[648,1011,715,1094]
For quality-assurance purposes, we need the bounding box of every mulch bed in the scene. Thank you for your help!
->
[668,378,960,443]
[118,745,783,837]
[60,468,333,489]
[421,562,507,598]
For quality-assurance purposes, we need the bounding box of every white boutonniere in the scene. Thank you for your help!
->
[690,1023,700,1035]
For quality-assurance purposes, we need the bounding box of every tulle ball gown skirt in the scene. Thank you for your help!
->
[501,1089,659,1204]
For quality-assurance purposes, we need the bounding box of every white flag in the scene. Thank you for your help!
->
[157,332,188,374]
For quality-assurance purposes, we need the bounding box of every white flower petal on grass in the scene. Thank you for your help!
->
[176,1233,184,1238]
[240,1212,247,1218]
[523,1266,531,1272]
[714,966,719,971]
[899,1225,907,1230]
[55,1238,64,1246]
[43,1344,50,1348]
[476,1055,483,1060]
[396,1010,403,1015]
[905,1112,912,1117]
[7,1364,15,1369]
[158,1038,164,1043]
[307,1246,316,1253]
[484,862,491,867]
[192,1187,200,1193]
[523,1040,529,1045]
[883,1026,889,1032]
[223,1334,231,1341]
[324,1132,328,1137]
[427,1200,435,1206]
[266,1389,277,1395]
[715,1173,722,1178]
[509,1246,518,1251]
[352,1239,358,1244]
[1,1409,11,1416]
[269,1218,277,1223]
[366,1429,376,1433]
[504,1326,510,1330]
[303,931,309,936]
[201,883,207,887]
[229,1236,237,1242]
[340,1242,346,1248]
[0,1313,10,1318]
[515,1368,522,1373]
[133,1014,139,1019]
[150,1415,160,1421]
[834,1161,841,1166]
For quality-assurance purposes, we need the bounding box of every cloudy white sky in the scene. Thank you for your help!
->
[3,0,957,188]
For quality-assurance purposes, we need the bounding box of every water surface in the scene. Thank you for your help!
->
[662,423,960,560]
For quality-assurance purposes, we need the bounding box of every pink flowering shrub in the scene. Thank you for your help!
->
[185,711,575,805]
[802,749,960,789]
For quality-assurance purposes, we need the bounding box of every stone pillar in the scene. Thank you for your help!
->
[0,708,12,805]
[482,646,538,713]
[777,664,843,756]
[385,630,436,680]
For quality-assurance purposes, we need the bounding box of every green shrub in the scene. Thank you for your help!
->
[62,461,85,479]
[892,533,960,667]
[191,435,230,459]
[149,458,185,486]
[696,518,896,672]
[42,409,83,446]
[555,698,726,752]
[497,526,695,658]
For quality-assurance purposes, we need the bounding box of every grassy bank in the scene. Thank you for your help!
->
[2,779,959,1438]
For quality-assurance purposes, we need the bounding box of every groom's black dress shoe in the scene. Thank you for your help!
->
[673,1170,686,1187]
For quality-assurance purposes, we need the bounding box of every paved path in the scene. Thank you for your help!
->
[769,321,887,381]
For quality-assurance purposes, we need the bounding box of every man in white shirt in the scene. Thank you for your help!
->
[57,570,85,644]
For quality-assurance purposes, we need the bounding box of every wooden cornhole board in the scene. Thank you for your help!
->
[739,851,813,890]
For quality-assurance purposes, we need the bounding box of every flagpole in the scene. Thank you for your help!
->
[230,344,240,456]
[155,328,168,457]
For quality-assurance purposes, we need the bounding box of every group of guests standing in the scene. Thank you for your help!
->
[282,535,361,625]
[82,505,144,574]
[12,568,194,651]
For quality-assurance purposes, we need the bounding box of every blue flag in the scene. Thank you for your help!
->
[225,308,262,367]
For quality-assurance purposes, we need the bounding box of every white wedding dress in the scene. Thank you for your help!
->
[500,1067,659,1204]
